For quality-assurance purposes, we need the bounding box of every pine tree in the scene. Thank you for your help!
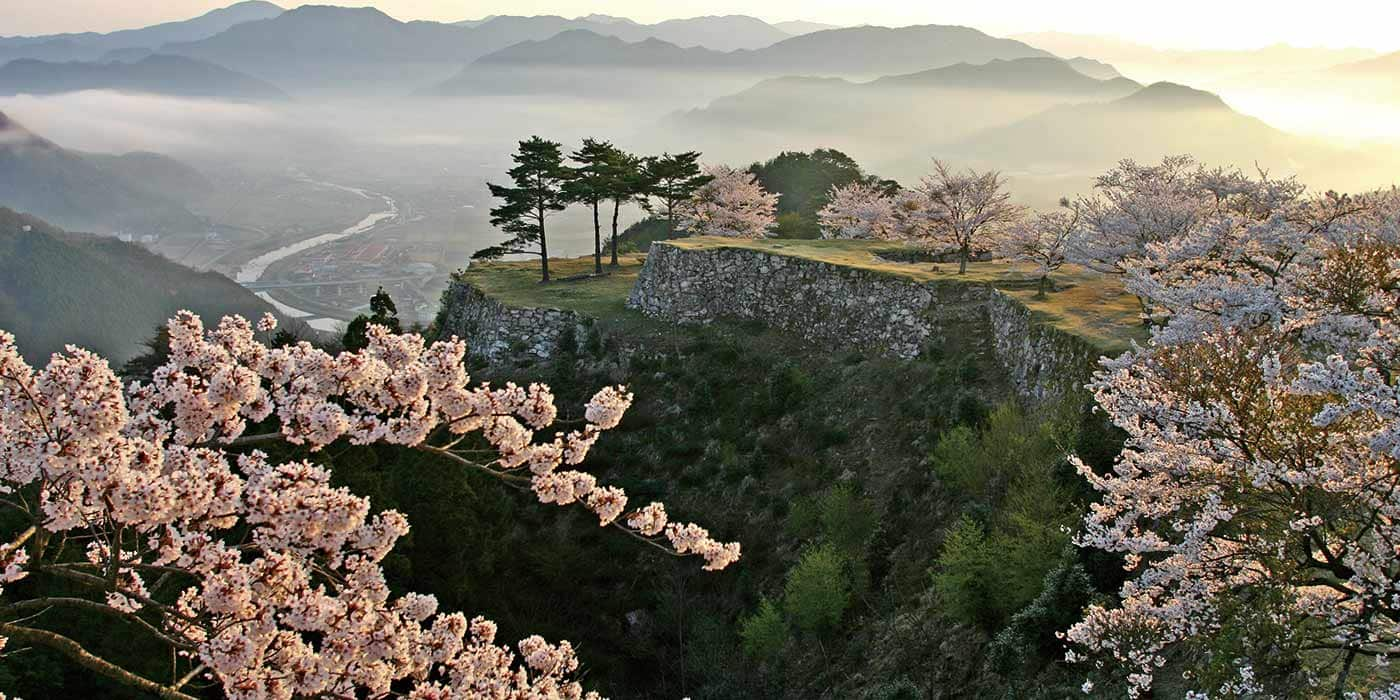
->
[602,149,648,266]
[475,136,573,282]
[342,286,402,352]
[642,152,709,236]
[563,138,618,274]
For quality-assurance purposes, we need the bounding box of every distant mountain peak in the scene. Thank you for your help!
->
[218,1,282,13]
[872,56,1139,95]
[284,4,398,22]
[1116,81,1230,110]
[576,13,637,25]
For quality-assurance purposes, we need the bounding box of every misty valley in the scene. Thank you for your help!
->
[1,2,1400,699]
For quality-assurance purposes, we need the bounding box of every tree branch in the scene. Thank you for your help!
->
[0,623,199,700]
[1,597,195,650]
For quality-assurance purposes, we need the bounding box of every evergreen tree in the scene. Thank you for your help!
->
[342,286,402,352]
[475,136,573,282]
[602,149,649,266]
[563,138,618,274]
[642,151,709,236]
[748,149,897,239]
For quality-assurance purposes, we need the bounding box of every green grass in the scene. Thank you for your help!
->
[454,254,647,320]
[455,237,1146,353]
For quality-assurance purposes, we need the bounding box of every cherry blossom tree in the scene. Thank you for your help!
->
[0,311,738,699]
[677,164,778,239]
[1061,161,1400,697]
[903,159,1024,274]
[1065,155,1211,275]
[817,182,898,240]
[997,202,1078,297]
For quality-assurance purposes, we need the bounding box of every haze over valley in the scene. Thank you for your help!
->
[5,4,1400,698]
[5,2,1399,339]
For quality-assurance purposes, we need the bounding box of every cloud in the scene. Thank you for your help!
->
[0,90,285,155]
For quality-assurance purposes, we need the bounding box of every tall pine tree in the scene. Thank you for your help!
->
[563,138,618,274]
[475,136,573,282]
[643,152,709,236]
[602,149,649,266]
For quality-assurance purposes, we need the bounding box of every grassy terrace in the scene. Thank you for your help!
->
[455,253,648,319]
[456,238,1145,353]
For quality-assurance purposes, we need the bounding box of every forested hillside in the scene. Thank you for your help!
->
[0,207,276,363]
[0,110,207,234]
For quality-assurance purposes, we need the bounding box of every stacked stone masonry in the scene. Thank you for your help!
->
[626,243,1102,404]
[436,280,585,361]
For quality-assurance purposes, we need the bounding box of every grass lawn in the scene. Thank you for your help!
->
[453,253,647,320]
[456,238,1146,353]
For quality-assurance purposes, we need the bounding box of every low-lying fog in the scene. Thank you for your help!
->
[6,70,1399,266]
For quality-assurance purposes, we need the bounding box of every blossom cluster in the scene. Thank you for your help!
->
[1059,156,1400,696]
[678,164,778,238]
[815,160,1023,271]
[0,312,738,698]
[817,182,899,240]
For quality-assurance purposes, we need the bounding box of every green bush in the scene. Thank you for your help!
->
[987,552,1094,678]
[930,425,981,493]
[867,678,924,700]
[818,482,878,556]
[784,543,851,634]
[933,454,1078,631]
[740,597,788,660]
[931,516,1003,630]
[930,402,1077,500]
[772,211,819,239]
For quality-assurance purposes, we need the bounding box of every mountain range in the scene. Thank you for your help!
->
[0,206,277,364]
[0,111,208,234]
[155,6,834,93]
[0,54,287,100]
[1335,50,1400,75]
[666,57,1144,161]
[943,81,1353,180]
[1,5,847,95]
[430,24,1057,97]
[0,1,284,64]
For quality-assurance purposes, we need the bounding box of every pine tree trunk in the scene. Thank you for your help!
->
[592,200,602,274]
[610,199,621,266]
[538,206,550,282]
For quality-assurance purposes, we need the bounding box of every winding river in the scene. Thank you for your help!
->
[234,179,399,332]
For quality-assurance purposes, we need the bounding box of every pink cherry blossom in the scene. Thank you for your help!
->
[0,313,739,699]
[678,164,778,239]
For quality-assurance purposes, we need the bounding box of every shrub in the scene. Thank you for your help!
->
[818,482,878,556]
[987,552,1094,678]
[784,543,851,634]
[930,425,981,493]
[867,678,924,700]
[931,516,1002,630]
[739,597,788,660]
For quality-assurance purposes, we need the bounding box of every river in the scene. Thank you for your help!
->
[234,178,399,333]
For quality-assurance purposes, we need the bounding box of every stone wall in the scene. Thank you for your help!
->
[627,242,1103,404]
[436,279,584,361]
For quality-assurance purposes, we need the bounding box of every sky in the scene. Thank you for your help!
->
[4,0,1399,52]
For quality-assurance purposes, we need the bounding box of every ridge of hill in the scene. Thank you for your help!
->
[0,207,278,364]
